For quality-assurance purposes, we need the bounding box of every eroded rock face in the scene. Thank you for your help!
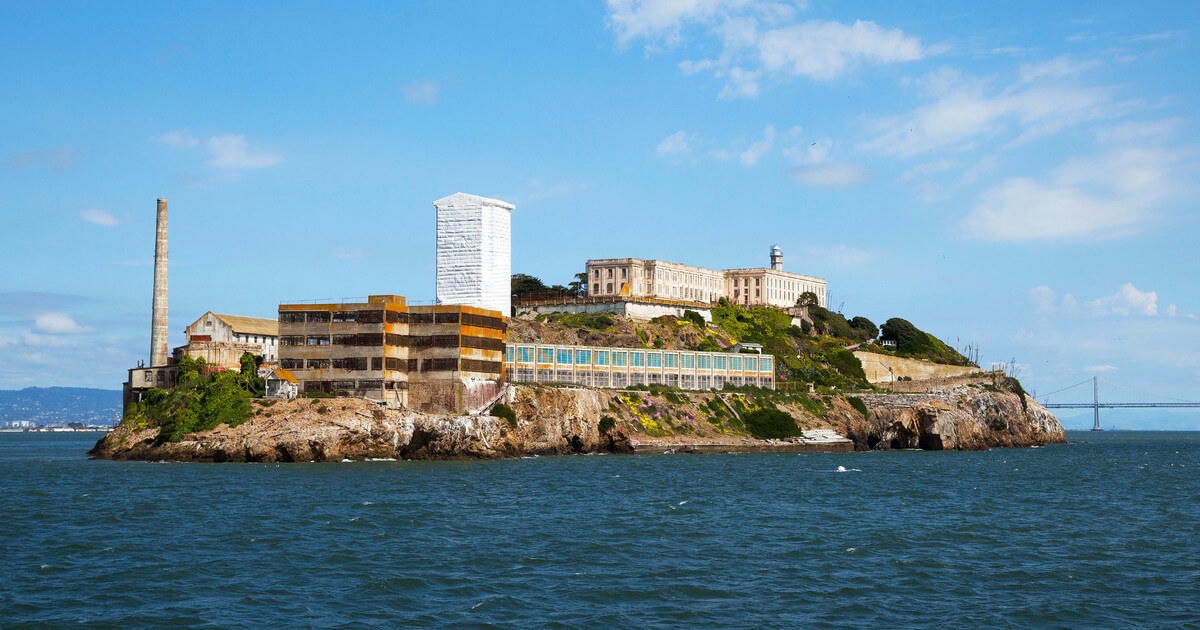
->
[90,390,630,463]
[841,387,1065,451]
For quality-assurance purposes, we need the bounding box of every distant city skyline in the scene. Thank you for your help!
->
[1,1,1197,429]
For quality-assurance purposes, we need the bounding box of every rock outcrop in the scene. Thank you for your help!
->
[90,380,1063,462]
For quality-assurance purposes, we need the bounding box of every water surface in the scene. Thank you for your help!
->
[2,431,1198,627]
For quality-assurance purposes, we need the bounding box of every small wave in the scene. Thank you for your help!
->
[361,501,375,506]
[678,500,688,505]
[835,466,862,473]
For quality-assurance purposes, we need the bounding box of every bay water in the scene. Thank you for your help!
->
[1,431,1198,628]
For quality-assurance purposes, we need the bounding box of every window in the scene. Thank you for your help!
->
[538,348,554,363]
[648,353,662,368]
[575,349,591,365]
[697,354,711,369]
[613,351,627,367]
[518,347,534,363]
[631,352,645,367]
[755,278,760,286]
[556,349,572,364]
[621,268,627,278]
[593,283,599,294]
[594,269,600,279]
[607,283,613,293]
[607,268,613,278]
[664,353,677,368]
[731,356,742,371]
[756,289,760,298]
[745,357,758,371]
[761,356,773,372]
[506,346,514,362]
[595,351,608,366]
[714,355,727,370]
[681,354,694,369]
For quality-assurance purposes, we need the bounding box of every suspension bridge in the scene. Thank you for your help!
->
[1036,377,1200,430]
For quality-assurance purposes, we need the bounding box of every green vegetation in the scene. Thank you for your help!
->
[682,310,706,329]
[124,354,263,443]
[847,396,869,420]
[543,311,615,330]
[741,407,801,440]
[492,403,519,429]
[598,416,616,433]
[879,318,974,366]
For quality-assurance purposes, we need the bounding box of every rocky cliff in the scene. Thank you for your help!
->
[90,379,1063,462]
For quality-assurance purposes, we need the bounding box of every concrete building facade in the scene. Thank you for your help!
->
[278,295,506,413]
[180,312,280,366]
[505,343,776,390]
[435,192,514,316]
[586,245,826,308]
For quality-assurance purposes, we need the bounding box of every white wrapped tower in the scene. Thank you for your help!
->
[434,192,514,315]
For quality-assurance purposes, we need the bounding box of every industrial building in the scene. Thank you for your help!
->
[278,295,506,413]
[177,312,279,368]
[586,244,827,308]
[505,343,776,390]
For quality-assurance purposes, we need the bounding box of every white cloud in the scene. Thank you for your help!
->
[607,1,926,98]
[1166,304,1178,317]
[960,140,1190,241]
[896,158,957,182]
[757,20,925,81]
[402,80,440,105]
[789,162,871,188]
[1085,364,1119,373]
[156,130,200,148]
[206,134,282,170]
[1031,284,1159,318]
[1088,283,1157,317]
[860,66,1116,158]
[33,313,90,334]
[739,124,775,166]
[80,209,119,227]
[158,131,282,171]
[1017,54,1099,83]
[656,130,695,156]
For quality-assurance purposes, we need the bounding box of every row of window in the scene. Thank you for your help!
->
[282,355,500,375]
[279,333,502,351]
[511,367,772,390]
[278,309,505,330]
[506,346,773,372]
[302,380,408,393]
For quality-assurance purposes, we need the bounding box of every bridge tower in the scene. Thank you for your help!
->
[1092,376,1102,431]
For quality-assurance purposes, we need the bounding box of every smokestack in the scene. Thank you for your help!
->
[150,198,169,366]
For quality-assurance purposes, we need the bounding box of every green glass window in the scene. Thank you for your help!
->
[681,354,695,369]
[714,355,727,370]
[557,349,572,364]
[631,352,645,367]
[506,347,515,362]
[575,349,591,365]
[595,351,609,366]
[731,356,742,371]
[518,347,534,363]
[664,353,677,368]
[538,348,554,364]
[745,356,758,371]
[697,354,711,369]
[761,356,773,372]
[648,353,662,368]
[613,352,627,367]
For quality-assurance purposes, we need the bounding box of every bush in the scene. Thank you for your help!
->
[492,403,519,429]
[547,312,614,330]
[315,404,330,415]
[682,310,706,329]
[741,407,801,440]
[847,396,869,420]
[131,363,255,443]
[880,317,973,366]
[849,317,878,341]
[598,416,616,433]
[825,348,867,382]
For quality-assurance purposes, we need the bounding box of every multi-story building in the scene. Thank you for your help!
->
[505,343,776,390]
[277,295,506,413]
[586,245,826,308]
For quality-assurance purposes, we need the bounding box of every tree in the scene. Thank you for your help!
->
[511,273,550,296]
[567,271,589,297]
[239,352,265,397]
[849,316,878,341]
[880,318,922,351]
[797,291,818,307]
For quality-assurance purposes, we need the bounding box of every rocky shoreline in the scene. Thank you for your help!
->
[90,379,1064,462]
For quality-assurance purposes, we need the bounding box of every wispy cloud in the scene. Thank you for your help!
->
[782,132,870,189]
[739,124,775,166]
[1031,284,1160,317]
[5,146,77,172]
[656,130,696,156]
[402,80,440,105]
[608,1,929,99]
[960,122,1193,241]
[157,131,282,170]
[80,209,119,227]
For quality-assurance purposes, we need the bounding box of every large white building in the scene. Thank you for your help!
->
[435,192,514,315]
[586,245,826,308]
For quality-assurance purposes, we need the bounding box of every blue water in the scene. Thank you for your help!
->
[1,431,1198,628]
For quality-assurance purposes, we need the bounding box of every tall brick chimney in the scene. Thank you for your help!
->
[150,198,169,366]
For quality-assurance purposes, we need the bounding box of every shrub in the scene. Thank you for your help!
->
[492,403,519,429]
[598,416,616,433]
[315,404,330,415]
[849,316,878,341]
[741,407,801,440]
[682,310,706,329]
[847,396,869,420]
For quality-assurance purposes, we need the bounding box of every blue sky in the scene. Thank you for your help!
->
[2,1,1197,429]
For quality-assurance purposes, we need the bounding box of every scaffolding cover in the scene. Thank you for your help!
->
[434,192,513,315]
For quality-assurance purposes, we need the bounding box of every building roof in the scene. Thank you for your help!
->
[211,313,278,336]
[272,369,298,383]
[433,192,515,211]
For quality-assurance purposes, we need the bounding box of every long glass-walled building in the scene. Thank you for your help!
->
[504,344,775,390]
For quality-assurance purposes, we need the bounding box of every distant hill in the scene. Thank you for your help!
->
[0,387,122,426]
